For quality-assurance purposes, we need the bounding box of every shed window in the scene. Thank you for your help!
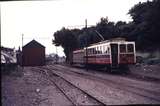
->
[127,44,134,52]
[120,44,126,53]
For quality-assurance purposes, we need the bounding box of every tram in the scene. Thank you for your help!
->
[72,38,136,71]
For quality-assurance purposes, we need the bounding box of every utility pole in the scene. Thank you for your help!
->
[85,19,88,71]
[22,34,24,69]
[85,19,87,29]
[56,46,58,64]
[22,34,24,49]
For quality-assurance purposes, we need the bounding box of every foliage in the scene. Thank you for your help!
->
[53,0,160,60]
[128,0,160,50]
[53,27,78,62]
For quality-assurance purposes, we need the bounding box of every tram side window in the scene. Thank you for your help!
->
[127,44,134,52]
[89,49,92,54]
[120,44,126,53]
[89,49,91,54]
[91,48,94,54]
[102,46,105,54]
[97,46,101,54]
[98,47,100,54]
[86,49,88,55]
[87,49,89,54]
[106,47,108,54]
[95,47,98,54]
[97,47,99,54]
[105,46,108,54]
[108,47,110,54]
[93,48,96,54]
[90,48,92,54]
[99,46,102,54]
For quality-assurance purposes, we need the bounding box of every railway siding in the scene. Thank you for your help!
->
[2,65,160,105]
[52,75,102,106]
[58,64,160,92]
[2,67,73,106]
[44,65,160,105]
[33,67,104,106]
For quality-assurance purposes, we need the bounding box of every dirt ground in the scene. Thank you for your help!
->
[51,64,160,105]
[1,64,160,106]
[129,64,160,80]
[1,66,72,106]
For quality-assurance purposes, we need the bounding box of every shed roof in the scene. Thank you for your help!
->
[23,39,45,48]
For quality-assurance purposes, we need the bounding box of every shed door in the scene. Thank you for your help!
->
[111,44,118,67]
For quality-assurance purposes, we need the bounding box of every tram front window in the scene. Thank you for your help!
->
[120,44,126,53]
[127,44,134,53]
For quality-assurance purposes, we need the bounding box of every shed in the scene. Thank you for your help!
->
[22,40,45,66]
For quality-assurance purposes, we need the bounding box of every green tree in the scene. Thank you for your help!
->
[128,0,160,50]
[96,17,119,40]
[52,0,160,63]
[53,27,78,62]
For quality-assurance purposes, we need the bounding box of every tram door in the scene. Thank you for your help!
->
[111,44,118,67]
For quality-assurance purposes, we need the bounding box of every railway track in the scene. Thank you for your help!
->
[31,67,105,106]
[69,64,160,83]
[46,65,160,103]
[59,65,160,92]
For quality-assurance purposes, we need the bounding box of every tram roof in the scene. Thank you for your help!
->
[89,38,127,46]
[73,38,135,52]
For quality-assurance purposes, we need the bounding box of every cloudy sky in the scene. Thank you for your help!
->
[1,0,147,56]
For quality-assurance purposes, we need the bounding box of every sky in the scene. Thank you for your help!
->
[1,0,147,56]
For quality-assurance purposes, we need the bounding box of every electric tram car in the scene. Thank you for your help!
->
[72,38,136,71]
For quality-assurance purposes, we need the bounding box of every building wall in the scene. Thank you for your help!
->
[22,48,45,66]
